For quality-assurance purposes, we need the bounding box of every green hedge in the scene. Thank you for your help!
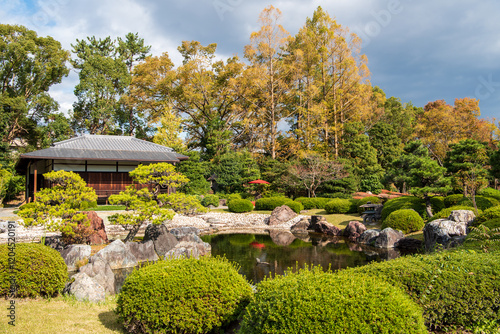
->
[201,194,219,207]
[381,196,426,221]
[255,197,303,213]
[479,188,500,201]
[0,243,67,298]
[357,196,381,214]
[226,193,243,203]
[430,196,445,214]
[444,194,465,208]
[457,196,499,211]
[324,198,352,214]
[381,209,424,234]
[294,197,330,210]
[117,256,252,334]
[228,199,254,213]
[343,249,500,330]
[239,266,427,334]
[475,206,500,224]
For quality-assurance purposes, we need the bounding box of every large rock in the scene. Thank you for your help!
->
[423,216,468,251]
[343,221,367,242]
[143,224,179,257]
[373,228,404,249]
[93,239,138,269]
[68,272,106,303]
[59,244,91,271]
[308,216,342,236]
[164,241,211,260]
[82,211,108,245]
[79,256,115,294]
[169,227,200,239]
[291,217,310,232]
[126,240,159,262]
[268,205,297,226]
[269,230,296,246]
[358,229,380,245]
[448,210,476,225]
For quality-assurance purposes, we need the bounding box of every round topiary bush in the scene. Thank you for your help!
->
[239,267,427,334]
[0,243,67,298]
[324,198,352,214]
[201,194,219,207]
[228,199,254,213]
[381,196,426,221]
[226,193,242,203]
[357,196,381,214]
[117,256,252,334]
[381,209,424,234]
[345,249,500,330]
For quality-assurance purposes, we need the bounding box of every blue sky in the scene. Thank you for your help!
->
[1,0,499,121]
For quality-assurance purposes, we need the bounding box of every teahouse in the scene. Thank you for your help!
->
[15,135,189,202]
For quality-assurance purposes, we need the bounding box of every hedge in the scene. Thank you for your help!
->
[474,206,500,224]
[294,197,330,210]
[381,196,426,221]
[239,266,427,334]
[0,243,67,298]
[255,197,303,213]
[381,209,424,234]
[324,198,353,214]
[228,199,254,213]
[117,256,252,334]
[479,188,500,201]
[201,194,219,207]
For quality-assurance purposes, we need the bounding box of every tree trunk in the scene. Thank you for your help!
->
[124,224,141,242]
[425,196,433,218]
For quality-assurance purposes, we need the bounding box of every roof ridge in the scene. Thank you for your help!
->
[130,137,174,151]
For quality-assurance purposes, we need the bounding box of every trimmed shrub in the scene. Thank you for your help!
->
[479,188,500,201]
[344,249,500,330]
[228,199,254,213]
[0,243,67,298]
[456,196,498,211]
[320,192,352,199]
[381,196,426,221]
[226,193,242,203]
[201,194,219,207]
[239,266,427,334]
[324,198,352,214]
[117,256,252,334]
[475,205,500,224]
[430,196,445,214]
[255,197,303,213]
[381,209,424,234]
[357,196,381,214]
[443,194,465,208]
[295,197,330,210]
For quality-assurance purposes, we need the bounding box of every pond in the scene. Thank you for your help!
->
[201,230,407,284]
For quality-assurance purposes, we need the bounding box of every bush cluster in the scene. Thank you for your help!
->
[324,198,352,214]
[0,243,67,298]
[255,197,303,213]
[443,194,465,208]
[381,209,424,234]
[479,188,500,201]
[344,249,500,330]
[201,194,219,207]
[430,196,445,213]
[226,193,243,203]
[294,197,330,210]
[117,256,252,334]
[381,196,426,221]
[457,196,499,211]
[475,206,500,224]
[321,192,352,199]
[239,266,427,334]
[228,199,254,213]
[356,196,381,214]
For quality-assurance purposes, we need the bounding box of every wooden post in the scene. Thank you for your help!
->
[33,163,38,202]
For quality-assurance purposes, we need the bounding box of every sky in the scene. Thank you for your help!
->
[1,0,499,121]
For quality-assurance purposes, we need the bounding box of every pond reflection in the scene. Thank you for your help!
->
[202,231,403,284]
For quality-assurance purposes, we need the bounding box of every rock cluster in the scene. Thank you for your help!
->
[423,210,474,251]
[64,224,210,302]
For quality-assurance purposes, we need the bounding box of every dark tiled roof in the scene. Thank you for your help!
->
[18,135,189,163]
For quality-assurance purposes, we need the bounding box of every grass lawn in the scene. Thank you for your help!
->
[0,296,124,334]
[90,205,126,211]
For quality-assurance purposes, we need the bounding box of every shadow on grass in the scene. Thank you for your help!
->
[98,311,126,333]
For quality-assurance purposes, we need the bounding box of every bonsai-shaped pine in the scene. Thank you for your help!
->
[18,170,98,243]
[108,163,195,242]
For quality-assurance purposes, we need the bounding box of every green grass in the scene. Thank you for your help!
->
[0,295,124,334]
[90,205,126,211]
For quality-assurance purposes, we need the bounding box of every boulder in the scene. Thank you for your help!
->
[126,240,159,262]
[93,239,138,270]
[343,221,367,242]
[68,272,106,303]
[308,216,342,236]
[423,218,468,251]
[143,224,179,257]
[291,217,310,232]
[395,238,424,251]
[169,227,201,239]
[373,228,404,249]
[358,229,380,245]
[177,234,204,243]
[269,230,296,246]
[79,256,115,294]
[267,205,297,226]
[59,244,91,271]
[448,210,476,225]
[82,211,108,245]
[164,241,211,260]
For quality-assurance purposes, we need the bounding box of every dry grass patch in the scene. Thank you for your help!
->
[0,296,124,334]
